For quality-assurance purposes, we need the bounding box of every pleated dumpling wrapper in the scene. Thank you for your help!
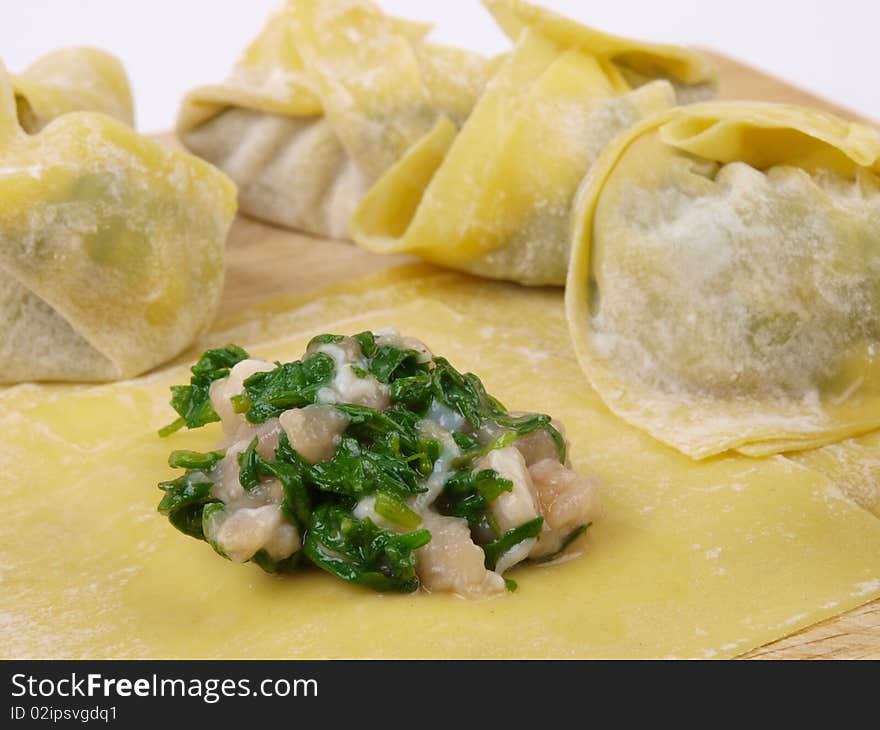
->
[567,102,880,459]
[350,0,717,286]
[11,47,134,132]
[0,62,237,383]
[177,0,490,240]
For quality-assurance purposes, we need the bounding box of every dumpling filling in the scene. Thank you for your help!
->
[157,331,601,596]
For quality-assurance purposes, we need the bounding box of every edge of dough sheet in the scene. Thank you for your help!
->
[3,264,880,659]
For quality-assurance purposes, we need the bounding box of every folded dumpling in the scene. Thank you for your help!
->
[567,102,880,458]
[177,0,490,240]
[483,0,717,103]
[11,47,134,132]
[350,0,717,286]
[0,61,236,383]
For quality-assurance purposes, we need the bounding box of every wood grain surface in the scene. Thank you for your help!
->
[183,51,879,660]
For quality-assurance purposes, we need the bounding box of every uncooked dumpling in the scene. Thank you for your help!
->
[567,102,880,458]
[11,47,134,132]
[350,0,717,285]
[483,0,717,102]
[0,61,237,383]
[177,0,490,240]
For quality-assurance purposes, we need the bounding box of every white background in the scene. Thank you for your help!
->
[0,0,877,133]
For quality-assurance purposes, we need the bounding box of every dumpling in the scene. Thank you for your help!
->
[0,61,237,383]
[349,0,717,286]
[567,102,880,459]
[483,0,717,103]
[11,47,134,132]
[177,0,490,240]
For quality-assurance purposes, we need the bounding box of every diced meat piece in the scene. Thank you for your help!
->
[475,446,542,573]
[263,522,302,562]
[514,422,566,466]
[209,358,275,434]
[253,418,283,459]
[228,417,283,459]
[528,458,602,559]
[416,512,505,597]
[211,421,284,502]
[250,478,285,506]
[477,446,541,533]
[206,502,300,563]
[209,439,248,503]
[279,404,350,463]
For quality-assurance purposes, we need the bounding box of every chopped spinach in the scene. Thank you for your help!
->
[157,332,583,594]
[335,403,422,454]
[482,517,545,571]
[304,505,430,592]
[256,452,312,534]
[439,469,513,531]
[239,352,335,423]
[251,549,301,574]
[168,449,224,471]
[452,431,481,452]
[494,412,567,463]
[368,344,422,383]
[309,437,426,499]
[158,470,219,539]
[533,523,591,563]
[236,437,261,491]
[374,492,422,529]
[352,331,377,357]
[306,333,345,349]
[159,345,250,436]
[429,357,489,428]
[389,373,432,410]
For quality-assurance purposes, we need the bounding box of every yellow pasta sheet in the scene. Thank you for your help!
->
[2,266,880,658]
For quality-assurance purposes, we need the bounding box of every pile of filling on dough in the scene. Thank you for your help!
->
[157,330,601,597]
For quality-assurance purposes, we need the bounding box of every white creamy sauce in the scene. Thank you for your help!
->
[427,398,467,433]
[313,341,390,409]
[411,414,463,513]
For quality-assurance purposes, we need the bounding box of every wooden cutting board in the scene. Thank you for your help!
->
[172,51,879,659]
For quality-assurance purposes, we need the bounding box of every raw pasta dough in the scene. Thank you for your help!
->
[567,102,880,459]
[11,47,134,132]
[3,265,880,659]
[177,0,489,239]
[791,431,880,516]
[0,61,236,383]
[351,0,717,285]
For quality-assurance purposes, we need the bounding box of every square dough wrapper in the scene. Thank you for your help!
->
[2,267,880,658]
